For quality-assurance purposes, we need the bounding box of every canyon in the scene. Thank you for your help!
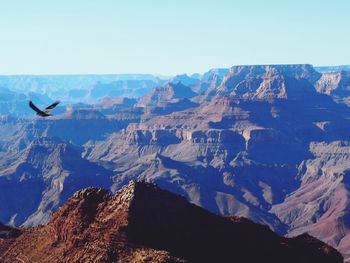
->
[1,64,350,260]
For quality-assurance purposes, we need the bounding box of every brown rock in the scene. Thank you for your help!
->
[0,181,343,263]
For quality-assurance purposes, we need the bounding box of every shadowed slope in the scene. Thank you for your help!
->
[0,181,343,263]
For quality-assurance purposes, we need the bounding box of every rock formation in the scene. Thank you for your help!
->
[0,182,343,263]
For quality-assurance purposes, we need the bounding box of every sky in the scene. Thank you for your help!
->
[0,0,349,75]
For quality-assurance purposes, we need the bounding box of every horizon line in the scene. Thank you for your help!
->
[0,64,348,77]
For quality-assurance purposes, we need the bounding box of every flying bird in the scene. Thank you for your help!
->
[29,100,60,117]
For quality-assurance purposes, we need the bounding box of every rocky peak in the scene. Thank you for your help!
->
[227,64,320,81]
[156,82,197,99]
[49,187,111,242]
[201,68,229,81]
[136,82,197,108]
[0,181,343,263]
[215,64,319,100]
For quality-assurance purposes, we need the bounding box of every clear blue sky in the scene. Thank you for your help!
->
[0,0,349,75]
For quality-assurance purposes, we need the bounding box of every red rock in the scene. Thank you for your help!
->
[0,181,343,263]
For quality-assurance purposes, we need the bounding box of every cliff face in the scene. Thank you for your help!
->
[272,141,350,262]
[203,64,321,101]
[316,71,350,97]
[84,87,350,233]
[0,182,343,263]
[0,137,113,226]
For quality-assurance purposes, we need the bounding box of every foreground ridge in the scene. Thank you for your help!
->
[0,181,343,262]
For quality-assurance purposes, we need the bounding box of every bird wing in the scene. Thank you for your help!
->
[45,101,60,112]
[29,101,44,114]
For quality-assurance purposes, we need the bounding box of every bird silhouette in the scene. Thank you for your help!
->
[29,100,60,117]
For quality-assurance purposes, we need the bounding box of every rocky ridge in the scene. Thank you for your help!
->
[0,181,343,263]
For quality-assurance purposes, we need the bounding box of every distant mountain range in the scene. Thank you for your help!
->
[315,65,350,73]
[1,64,350,261]
[0,74,167,113]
